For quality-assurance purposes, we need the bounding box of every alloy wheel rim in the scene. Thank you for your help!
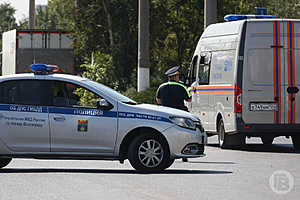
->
[138,139,164,168]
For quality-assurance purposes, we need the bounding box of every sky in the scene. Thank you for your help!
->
[0,0,48,23]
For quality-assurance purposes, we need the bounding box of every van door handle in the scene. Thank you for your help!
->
[53,116,66,121]
[248,89,263,92]
[270,45,284,48]
[287,87,299,94]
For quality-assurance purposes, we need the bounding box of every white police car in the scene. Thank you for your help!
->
[0,64,206,172]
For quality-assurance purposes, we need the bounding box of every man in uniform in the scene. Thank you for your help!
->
[156,66,192,162]
[156,66,192,110]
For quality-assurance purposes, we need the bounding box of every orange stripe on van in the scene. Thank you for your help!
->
[273,22,277,123]
[273,21,282,124]
[287,21,296,124]
[291,22,296,124]
[192,85,234,94]
[292,23,296,124]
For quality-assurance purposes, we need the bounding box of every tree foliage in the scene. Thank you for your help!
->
[34,0,74,30]
[0,3,16,32]
[80,52,119,90]
[150,0,204,85]
[0,3,17,47]
[9,0,300,103]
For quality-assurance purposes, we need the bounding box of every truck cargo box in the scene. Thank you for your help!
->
[2,29,74,75]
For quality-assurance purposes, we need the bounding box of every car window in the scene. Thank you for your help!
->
[51,81,101,108]
[0,80,52,106]
[83,79,136,104]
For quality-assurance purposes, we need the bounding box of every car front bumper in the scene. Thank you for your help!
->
[162,125,207,159]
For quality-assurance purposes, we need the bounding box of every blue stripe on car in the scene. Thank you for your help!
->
[0,104,171,123]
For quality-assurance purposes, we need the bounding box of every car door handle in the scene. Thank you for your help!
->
[53,116,66,121]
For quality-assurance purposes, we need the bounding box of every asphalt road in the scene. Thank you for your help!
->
[0,136,299,200]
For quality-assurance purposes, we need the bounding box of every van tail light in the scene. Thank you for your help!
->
[234,83,242,113]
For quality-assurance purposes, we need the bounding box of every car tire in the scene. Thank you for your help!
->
[0,158,12,169]
[218,119,245,149]
[128,133,172,172]
[218,119,228,148]
[292,136,300,151]
[163,158,175,169]
[261,136,274,145]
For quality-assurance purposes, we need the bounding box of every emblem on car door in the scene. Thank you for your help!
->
[77,120,88,132]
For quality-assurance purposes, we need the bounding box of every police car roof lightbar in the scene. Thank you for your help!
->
[224,14,275,22]
[29,64,59,74]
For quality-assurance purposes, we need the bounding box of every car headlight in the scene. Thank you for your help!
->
[169,116,197,130]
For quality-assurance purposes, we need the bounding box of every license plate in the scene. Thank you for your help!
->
[249,102,278,112]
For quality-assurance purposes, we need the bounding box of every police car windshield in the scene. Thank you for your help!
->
[83,80,137,104]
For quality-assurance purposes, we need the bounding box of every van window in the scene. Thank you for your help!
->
[0,80,52,106]
[248,49,273,85]
[198,53,211,85]
[210,51,235,84]
[188,56,198,84]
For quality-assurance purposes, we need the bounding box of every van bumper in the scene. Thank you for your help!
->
[235,118,300,137]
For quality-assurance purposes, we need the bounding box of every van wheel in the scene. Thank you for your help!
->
[261,136,274,145]
[218,119,228,148]
[0,158,12,169]
[128,133,172,172]
[218,119,245,149]
[292,136,300,151]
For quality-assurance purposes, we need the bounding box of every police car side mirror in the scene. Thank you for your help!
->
[97,99,113,110]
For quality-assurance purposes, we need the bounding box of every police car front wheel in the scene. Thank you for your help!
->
[0,158,12,169]
[128,133,172,172]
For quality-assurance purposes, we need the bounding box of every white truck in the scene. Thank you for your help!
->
[186,15,300,150]
[1,29,74,75]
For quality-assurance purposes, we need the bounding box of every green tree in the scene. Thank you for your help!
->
[35,0,74,30]
[73,0,138,91]
[0,3,17,47]
[80,51,119,90]
[26,0,300,104]
[150,0,204,85]
[217,0,300,20]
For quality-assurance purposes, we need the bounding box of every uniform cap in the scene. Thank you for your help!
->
[165,66,180,77]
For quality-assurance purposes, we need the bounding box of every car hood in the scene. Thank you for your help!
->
[131,103,199,121]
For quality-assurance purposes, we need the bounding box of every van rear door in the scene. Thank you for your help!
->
[243,20,300,125]
[243,20,286,124]
[283,21,300,124]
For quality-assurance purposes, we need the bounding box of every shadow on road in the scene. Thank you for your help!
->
[0,168,232,175]
[207,143,299,154]
[188,161,236,165]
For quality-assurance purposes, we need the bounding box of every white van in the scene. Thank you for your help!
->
[186,15,300,150]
